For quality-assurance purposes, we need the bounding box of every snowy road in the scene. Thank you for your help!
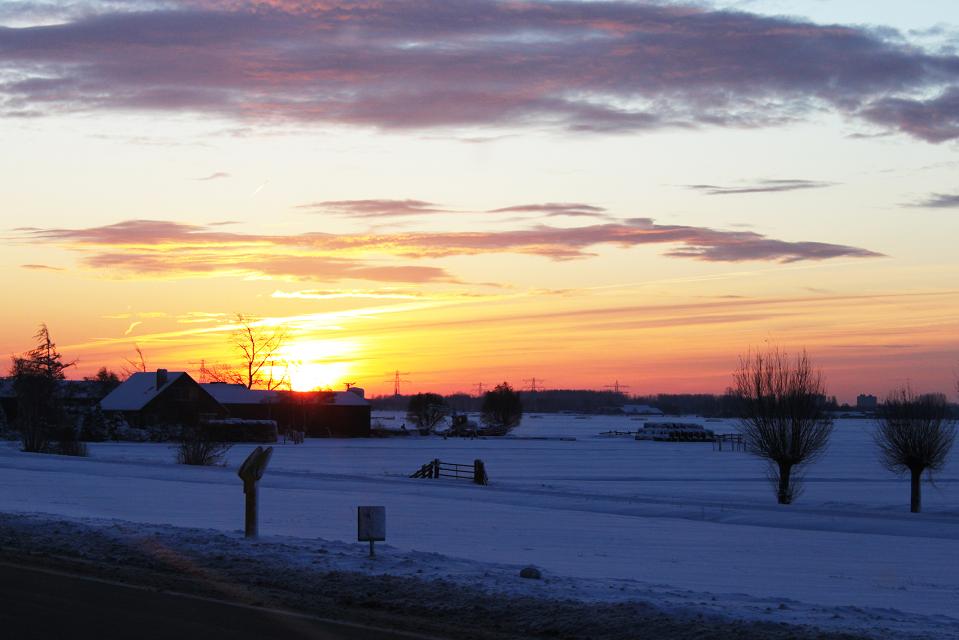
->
[0,561,428,640]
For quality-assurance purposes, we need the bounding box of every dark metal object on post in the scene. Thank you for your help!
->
[238,445,273,538]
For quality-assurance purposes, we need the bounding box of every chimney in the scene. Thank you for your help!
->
[156,369,169,388]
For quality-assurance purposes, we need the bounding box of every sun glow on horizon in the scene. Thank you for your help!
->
[276,338,360,391]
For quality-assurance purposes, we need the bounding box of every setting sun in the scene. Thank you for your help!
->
[275,339,359,391]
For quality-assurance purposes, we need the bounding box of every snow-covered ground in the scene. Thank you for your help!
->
[1,415,957,639]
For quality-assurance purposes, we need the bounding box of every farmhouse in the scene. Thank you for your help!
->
[100,369,227,428]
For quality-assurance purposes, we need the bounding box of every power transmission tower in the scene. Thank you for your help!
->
[523,377,545,393]
[523,377,544,412]
[604,380,631,394]
[383,370,410,397]
[188,359,208,383]
[473,382,486,397]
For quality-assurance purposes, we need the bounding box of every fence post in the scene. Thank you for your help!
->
[433,458,440,479]
[474,459,488,485]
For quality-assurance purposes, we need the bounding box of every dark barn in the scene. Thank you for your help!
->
[201,383,371,438]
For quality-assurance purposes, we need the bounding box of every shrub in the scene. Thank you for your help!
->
[406,393,449,434]
[481,382,523,433]
[175,426,232,466]
[54,423,88,457]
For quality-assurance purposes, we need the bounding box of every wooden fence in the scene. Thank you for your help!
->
[411,458,489,485]
[713,433,745,452]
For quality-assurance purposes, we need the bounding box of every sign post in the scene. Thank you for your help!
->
[357,506,386,557]
[238,446,273,538]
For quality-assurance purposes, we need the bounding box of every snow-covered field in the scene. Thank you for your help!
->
[1,415,957,639]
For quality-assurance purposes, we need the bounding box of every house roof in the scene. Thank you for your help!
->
[334,390,370,406]
[100,371,188,411]
[201,383,279,405]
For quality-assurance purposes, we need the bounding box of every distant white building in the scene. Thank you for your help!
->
[621,404,664,416]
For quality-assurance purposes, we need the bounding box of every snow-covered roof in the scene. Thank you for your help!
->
[100,371,188,411]
[334,390,370,406]
[622,404,663,415]
[201,383,279,405]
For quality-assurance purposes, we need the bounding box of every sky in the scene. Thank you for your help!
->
[2,0,959,400]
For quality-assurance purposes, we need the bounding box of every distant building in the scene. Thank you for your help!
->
[621,404,664,416]
[856,394,878,411]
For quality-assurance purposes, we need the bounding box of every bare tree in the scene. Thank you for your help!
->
[733,348,833,504]
[874,388,955,513]
[121,344,148,378]
[218,314,290,390]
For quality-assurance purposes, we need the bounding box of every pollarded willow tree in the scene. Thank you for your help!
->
[874,388,955,513]
[734,348,833,504]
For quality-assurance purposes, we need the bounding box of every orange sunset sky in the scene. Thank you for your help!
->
[2,0,959,401]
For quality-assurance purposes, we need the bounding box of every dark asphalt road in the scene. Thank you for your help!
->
[0,562,435,640]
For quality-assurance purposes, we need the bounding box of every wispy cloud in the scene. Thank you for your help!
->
[272,289,421,301]
[909,192,959,208]
[488,203,609,219]
[123,320,141,335]
[298,199,448,218]
[195,171,229,181]
[1,2,958,140]
[20,263,63,270]
[684,180,836,196]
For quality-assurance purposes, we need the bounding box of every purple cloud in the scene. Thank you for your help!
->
[17,215,883,280]
[685,180,836,196]
[298,199,447,218]
[910,192,959,208]
[0,1,957,140]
